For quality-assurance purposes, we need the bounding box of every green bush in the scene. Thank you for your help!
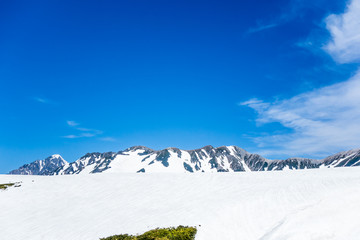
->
[0,183,15,190]
[100,226,197,240]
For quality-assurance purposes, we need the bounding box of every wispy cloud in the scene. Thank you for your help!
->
[324,0,360,63]
[242,0,360,158]
[63,135,79,139]
[246,0,342,36]
[63,121,103,139]
[245,0,305,35]
[241,71,360,157]
[247,23,279,34]
[66,120,79,127]
[99,137,117,142]
[76,127,103,134]
[34,97,51,104]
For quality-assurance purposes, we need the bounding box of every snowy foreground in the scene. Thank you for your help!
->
[1,168,360,240]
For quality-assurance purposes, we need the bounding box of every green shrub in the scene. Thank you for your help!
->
[100,226,197,240]
[0,183,15,190]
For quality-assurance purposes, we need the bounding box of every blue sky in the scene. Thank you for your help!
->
[1,0,360,173]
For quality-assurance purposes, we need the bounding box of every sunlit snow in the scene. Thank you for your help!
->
[1,167,360,240]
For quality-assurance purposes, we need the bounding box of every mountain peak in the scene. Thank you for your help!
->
[9,154,68,175]
[126,146,155,152]
[201,145,214,151]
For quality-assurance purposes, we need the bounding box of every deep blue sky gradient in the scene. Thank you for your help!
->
[0,0,353,172]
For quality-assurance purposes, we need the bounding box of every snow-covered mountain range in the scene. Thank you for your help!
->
[9,145,360,175]
[9,154,67,175]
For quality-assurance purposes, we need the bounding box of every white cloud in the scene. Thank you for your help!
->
[76,127,103,134]
[66,120,79,127]
[242,70,360,157]
[324,0,360,63]
[81,133,96,138]
[76,127,90,131]
[242,0,360,158]
[63,135,79,139]
[246,0,327,35]
[99,137,117,142]
[247,23,279,34]
[34,97,50,104]
[64,121,103,139]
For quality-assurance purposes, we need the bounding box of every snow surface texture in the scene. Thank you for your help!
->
[1,167,360,240]
[9,146,360,175]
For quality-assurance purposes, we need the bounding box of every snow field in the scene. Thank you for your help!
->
[1,167,360,240]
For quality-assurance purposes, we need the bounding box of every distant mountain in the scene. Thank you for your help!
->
[322,149,360,168]
[9,154,68,175]
[8,146,360,175]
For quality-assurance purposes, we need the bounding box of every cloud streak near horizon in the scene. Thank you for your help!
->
[242,0,360,157]
[63,121,103,139]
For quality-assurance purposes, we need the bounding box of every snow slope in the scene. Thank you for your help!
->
[1,167,360,240]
